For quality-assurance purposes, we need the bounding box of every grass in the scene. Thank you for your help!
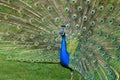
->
[0,53,80,80]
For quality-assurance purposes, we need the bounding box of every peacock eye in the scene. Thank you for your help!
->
[21,37,27,42]
[105,64,109,68]
[85,0,90,5]
[35,4,39,7]
[115,45,119,50]
[97,45,102,50]
[66,24,70,29]
[104,34,109,39]
[31,59,35,63]
[71,0,77,5]
[87,31,92,36]
[111,37,116,42]
[106,55,110,60]
[47,6,53,12]
[77,33,81,36]
[90,21,95,27]
[17,25,23,30]
[75,24,79,30]
[82,27,87,31]
[93,58,97,63]
[109,6,113,11]
[72,14,77,20]
[18,9,24,14]
[117,24,120,28]
[90,10,95,15]
[55,17,61,23]
[34,2,40,7]
[116,55,120,60]
[97,31,102,36]
[89,51,94,56]
[6,55,12,60]
[52,31,57,35]
[99,19,104,23]
[8,0,13,4]
[4,14,10,19]
[82,16,87,21]
[109,69,114,76]
[6,32,12,36]
[118,8,120,13]
[109,19,114,24]
[64,7,69,13]
[42,17,47,22]
[0,36,6,41]
[13,41,19,45]
[98,6,104,11]
[30,34,35,39]
[40,31,45,36]
[29,18,35,24]
[101,51,106,56]
[77,6,82,12]
[34,41,39,46]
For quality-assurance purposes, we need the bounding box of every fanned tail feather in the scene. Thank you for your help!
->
[0,0,120,80]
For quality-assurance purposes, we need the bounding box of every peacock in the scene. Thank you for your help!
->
[0,0,120,80]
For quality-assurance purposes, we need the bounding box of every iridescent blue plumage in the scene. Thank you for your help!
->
[60,36,70,67]
[59,25,73,80]
[59,27,70,67]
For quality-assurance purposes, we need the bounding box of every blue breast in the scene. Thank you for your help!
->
[60,36,70,67]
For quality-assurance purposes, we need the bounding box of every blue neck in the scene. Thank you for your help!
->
[60,36,70,67]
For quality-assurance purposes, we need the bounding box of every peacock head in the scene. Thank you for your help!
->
[59,25,66,37]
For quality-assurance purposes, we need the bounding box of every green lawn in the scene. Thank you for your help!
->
[0,53,80,80]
